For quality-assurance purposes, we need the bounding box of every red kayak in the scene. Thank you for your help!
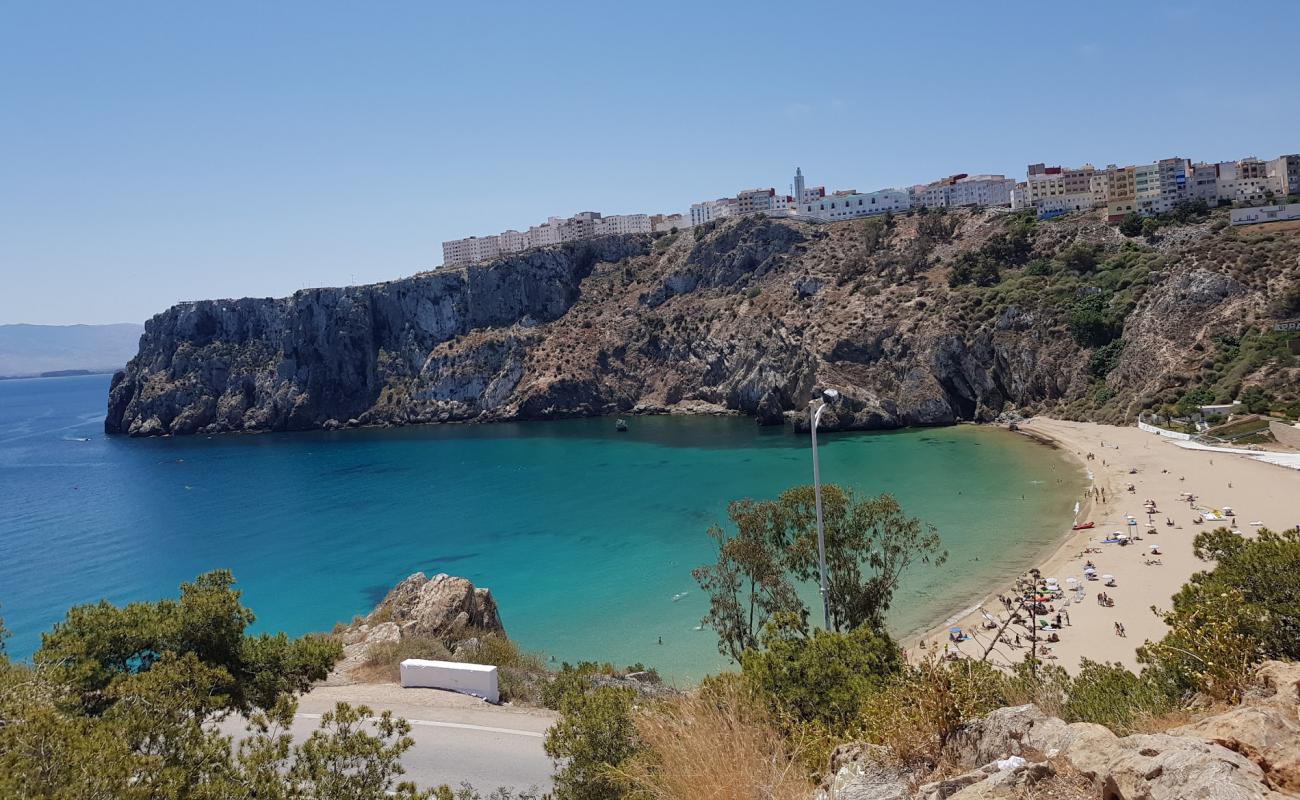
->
[1072,521,1095,530]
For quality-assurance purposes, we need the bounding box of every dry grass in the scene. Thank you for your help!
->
[352,636,452,683]
[620,680,812,800]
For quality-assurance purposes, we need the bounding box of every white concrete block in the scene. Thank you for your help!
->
[399,658,499,703]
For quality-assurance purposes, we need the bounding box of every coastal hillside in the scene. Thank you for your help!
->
[105,209,1299,435]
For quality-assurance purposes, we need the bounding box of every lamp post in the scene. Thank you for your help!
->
[809,388,839,630]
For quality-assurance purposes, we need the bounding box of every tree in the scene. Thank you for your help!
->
[0,576,430,800]
[692,502,803,661]
[695,487,946,659]
[36,570,340,714]
[779,487,946,632]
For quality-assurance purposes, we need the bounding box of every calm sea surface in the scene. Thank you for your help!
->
[1,374,1083,680]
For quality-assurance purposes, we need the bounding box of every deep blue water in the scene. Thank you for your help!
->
[0,374,1082,680]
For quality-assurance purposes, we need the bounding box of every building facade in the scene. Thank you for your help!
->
[800,188,911,220]
[919,174,1015,208]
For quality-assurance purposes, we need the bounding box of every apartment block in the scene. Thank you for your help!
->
[689,198,737,227]
[800,188,911,220]
[1268,155,1300,198]
[919,174,1016,208]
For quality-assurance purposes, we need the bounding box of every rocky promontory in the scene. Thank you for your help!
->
[106,210,1299,436]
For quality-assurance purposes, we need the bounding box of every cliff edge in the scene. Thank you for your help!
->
[107,210,1299,436]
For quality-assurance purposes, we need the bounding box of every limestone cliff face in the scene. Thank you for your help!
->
[106,211,1298,436]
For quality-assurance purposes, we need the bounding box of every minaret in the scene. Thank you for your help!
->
[794,167,805,205]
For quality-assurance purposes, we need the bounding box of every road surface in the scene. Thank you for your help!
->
[217,683,557,793]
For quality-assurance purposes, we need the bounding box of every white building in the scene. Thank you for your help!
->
[651,213,688,233]
[690,198,737,226]
[497,229,528,254]
[1268,154,1300,198]
[800,188,911,220]
[594,213,652,236]
[1217,158,1273,205]
[441,235,501,268]
[920,174,1016,208]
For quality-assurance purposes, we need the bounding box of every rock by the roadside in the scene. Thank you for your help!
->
[367,572,504,640]
[821,743,912,800]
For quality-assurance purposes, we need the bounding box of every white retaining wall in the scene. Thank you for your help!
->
[400,659,499,703]
[1138,420,1192,441]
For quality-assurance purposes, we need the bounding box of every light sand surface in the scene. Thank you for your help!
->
[906,418,1299,672]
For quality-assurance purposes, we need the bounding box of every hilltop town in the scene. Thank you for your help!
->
[440,152,1300,268]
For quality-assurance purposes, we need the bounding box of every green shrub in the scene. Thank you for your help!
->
[741,614,899,730]
[544,684,642,800]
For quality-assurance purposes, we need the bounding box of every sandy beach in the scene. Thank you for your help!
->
[907,418,1299,672]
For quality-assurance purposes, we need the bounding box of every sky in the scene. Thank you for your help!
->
[2,1,1298,325]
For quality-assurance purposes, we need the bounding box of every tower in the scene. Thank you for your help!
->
[794,167,805,205]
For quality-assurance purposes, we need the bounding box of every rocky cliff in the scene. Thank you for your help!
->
[106,210,1300,436]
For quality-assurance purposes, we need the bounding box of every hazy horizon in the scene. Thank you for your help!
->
[4,0,1299,325]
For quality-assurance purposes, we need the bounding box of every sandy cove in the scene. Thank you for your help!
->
[906,418,1298,672]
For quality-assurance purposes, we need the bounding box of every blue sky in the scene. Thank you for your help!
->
[2,1,1298,325]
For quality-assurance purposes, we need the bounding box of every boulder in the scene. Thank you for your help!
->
[368,572,504,640]
[822,743,913,800]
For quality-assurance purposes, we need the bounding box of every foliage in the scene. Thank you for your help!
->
[619,676,809,800]
[1062,660,1178,735]
[1067,292,1123,347]
[1118,213,1145,237]
[1056,243,1101,274]
[692,500,803,661]
[36,570,340,715]
[917,209,959,242]
[1088,339,1126,378]
[859,658,1011,770]
[1182,527,1300,661]
[947,227,1032,287]
[740,613,899,731]
[695,487,945,661]
[0,659,427,800]
[544,684,643,800]
[1240,385,1272,414]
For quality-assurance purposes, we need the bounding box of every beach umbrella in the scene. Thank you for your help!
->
[949,627,962,634]
[1102,574,1115,582]
[1149,544,1159,552]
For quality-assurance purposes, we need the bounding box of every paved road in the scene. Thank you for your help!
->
[218,685,556,793]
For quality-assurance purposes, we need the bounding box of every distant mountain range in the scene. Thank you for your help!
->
[0,323,143,378]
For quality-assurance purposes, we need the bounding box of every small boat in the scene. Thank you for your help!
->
[615,418,628,432]
[1072,521,1095,530]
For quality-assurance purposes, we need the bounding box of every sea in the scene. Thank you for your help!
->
[0,374,1084,681]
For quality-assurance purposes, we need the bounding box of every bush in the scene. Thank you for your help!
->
[1088,339,1126,378]
[1119,213,1144,237]
[859,658,1011,771]
[545,685,643,800]
[1064,660,1178,734]
[741,614,900,731]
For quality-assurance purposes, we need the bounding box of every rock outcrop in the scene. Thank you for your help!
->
[824,661,1300,800]
[106,211,1299,436]
[334,572,503,679]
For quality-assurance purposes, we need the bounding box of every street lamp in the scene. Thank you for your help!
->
[809,388,839,630]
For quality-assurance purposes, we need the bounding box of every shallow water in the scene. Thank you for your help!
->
[0,374,1083,680]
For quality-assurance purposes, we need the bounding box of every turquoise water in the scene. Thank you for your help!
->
[0,375,1083,681]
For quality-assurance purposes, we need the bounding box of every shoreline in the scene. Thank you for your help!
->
[891,424,1089,648]
[903,417,1298,672]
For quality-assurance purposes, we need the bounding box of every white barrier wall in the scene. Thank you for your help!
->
[400,659,499,703]
[1138,420,1192,441]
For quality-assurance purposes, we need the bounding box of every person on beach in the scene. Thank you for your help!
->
[1062,609,1070,626]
